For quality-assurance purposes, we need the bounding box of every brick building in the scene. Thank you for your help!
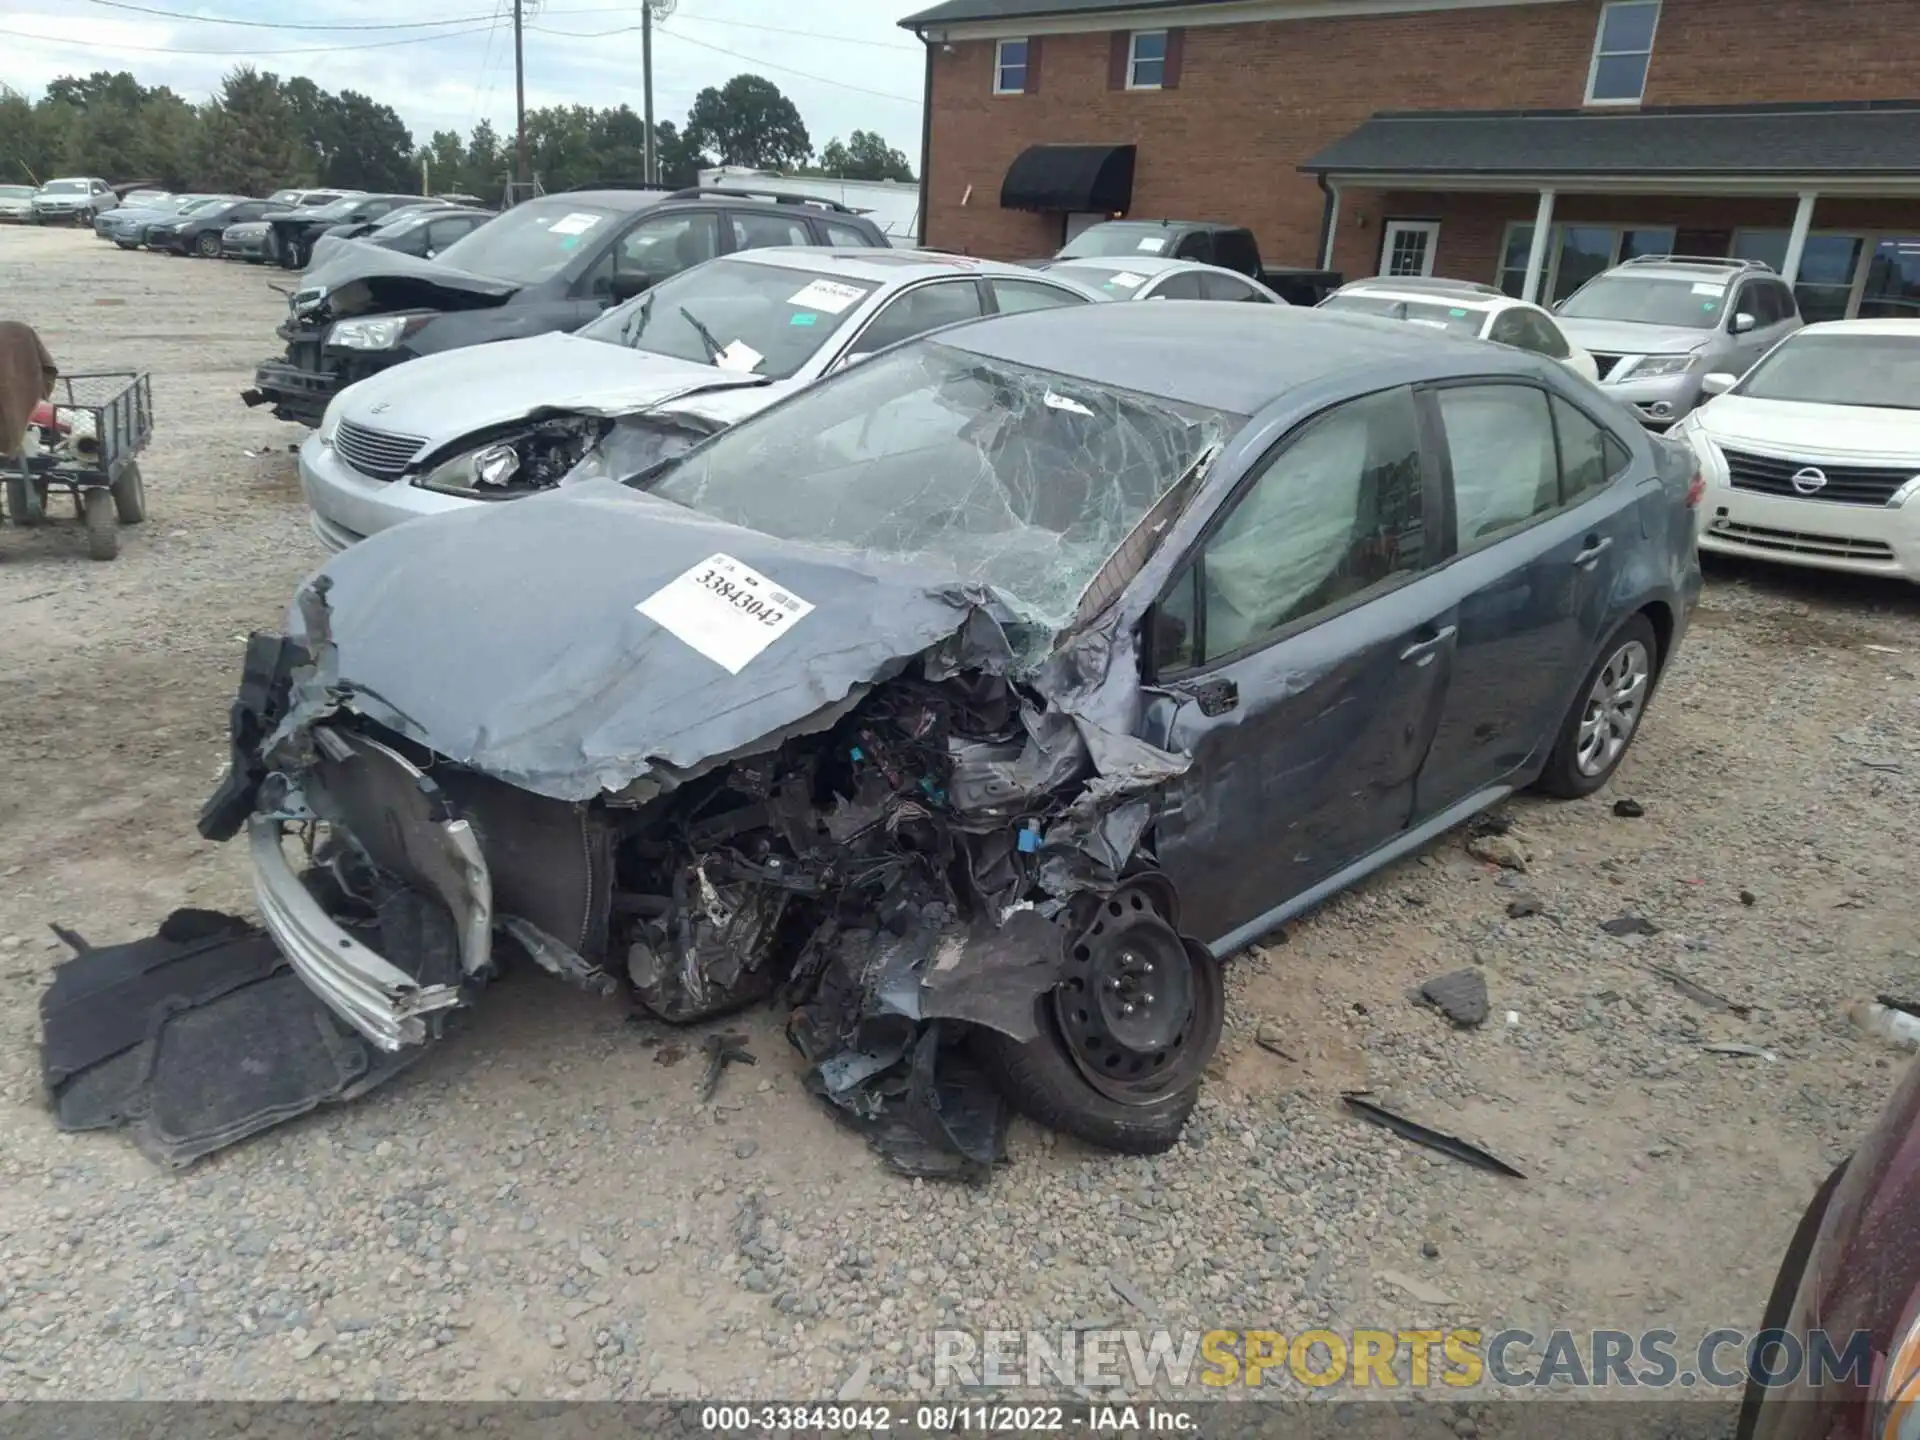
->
[898,0,1920,321]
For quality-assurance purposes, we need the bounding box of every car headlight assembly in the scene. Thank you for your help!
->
[413,418,604,500]
[1631,353,1704,379]
[327,316,415,350]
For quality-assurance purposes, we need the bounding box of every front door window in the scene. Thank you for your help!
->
[1380,221,1438,278]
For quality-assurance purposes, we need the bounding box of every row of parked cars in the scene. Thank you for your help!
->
[82,185,495,269]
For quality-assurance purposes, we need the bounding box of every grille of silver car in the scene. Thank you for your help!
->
[1591,353,1625,380]
[1722,448,1917,506]
[333,419,426,481]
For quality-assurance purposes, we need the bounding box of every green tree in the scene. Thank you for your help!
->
[322,90,414,191]
[0,86,59,185]
[653,119,706,189]
[462,119,505,201]
[684,74,810,170]
[195,67,305,196]
[421,129,466,194]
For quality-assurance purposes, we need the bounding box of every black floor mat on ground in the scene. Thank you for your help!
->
[39,909,426,1167]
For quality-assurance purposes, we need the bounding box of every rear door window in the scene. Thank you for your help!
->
[1199,272,1267,302]
[847,280,984,357]
[1150,271,1205,300]
[1171,231,1213,262]
[989,278,1086,314]
[1550,395,1632,502]
[824,220,874,248]
[1212,231,1260,274]
[730,211,812,250]
[1432,384,1561,551]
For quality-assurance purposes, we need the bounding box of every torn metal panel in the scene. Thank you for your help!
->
[290,245,519,323]
[40,912,429,1168]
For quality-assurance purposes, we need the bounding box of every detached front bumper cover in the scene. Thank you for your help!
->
[248,818,467,1051]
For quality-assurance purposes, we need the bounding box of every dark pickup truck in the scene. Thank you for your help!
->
[243,186,891,427]
[1036,219,1341,306]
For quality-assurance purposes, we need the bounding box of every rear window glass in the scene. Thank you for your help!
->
[1319,292,1486,337]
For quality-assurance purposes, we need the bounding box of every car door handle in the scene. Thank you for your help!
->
[1574,536,1614,568]
[1399,626,1457,665]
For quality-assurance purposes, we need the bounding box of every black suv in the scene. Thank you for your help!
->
[271,193,425,269]
[244,186,892,426]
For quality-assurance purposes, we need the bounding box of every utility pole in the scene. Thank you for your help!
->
[513,0,528,195]
[641,1,655,187]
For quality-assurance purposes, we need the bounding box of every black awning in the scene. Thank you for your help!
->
[1301,101,1920,181]
[1000,144,1135,213]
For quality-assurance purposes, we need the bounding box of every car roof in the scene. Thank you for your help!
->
[935,302,1523,414]
[1796,318,1920,338]
[1047,256,1236,277]
[1329,286,1504,315]
[709,246,1054,284]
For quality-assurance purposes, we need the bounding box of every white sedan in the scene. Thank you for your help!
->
[1675,318,1920,582]
[1029,255,1286,304]
[1317,278,1600,382]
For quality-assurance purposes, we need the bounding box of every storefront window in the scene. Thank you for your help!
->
[1730,231,1864,322]
[1857,237,1920,319]
[1498,223,1677,300]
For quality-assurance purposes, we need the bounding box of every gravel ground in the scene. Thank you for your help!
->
[2,226,1919,1410]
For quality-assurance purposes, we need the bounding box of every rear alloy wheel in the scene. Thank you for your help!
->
[1536,613,1657,798]
[973,883,1223,1155]
[195,231,221,258]
[82,487,119,560]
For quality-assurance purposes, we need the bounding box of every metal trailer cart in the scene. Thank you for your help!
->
[5,371,152,560]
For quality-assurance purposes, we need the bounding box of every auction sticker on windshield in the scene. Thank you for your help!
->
[637,553,815,673]
[1135,237,1165,253]
[549,212,603,236]
[1691,281,1725,296]
[787,278,866,314]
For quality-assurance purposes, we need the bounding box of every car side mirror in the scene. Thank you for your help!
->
[608,273,653,304]
[1701,372,1738,397]
[1731,311,1757,334]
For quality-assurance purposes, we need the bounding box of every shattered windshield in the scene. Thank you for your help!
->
[647,342,1243,628]
[1558,275,1725,328]
[1058,223,1179,259]
[1735,333,1920,411]
[1319,292,1486,337]
[576,259,879,379]
[434,198,624,283]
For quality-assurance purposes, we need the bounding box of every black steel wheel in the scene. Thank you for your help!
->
[1055,888,1211,1103]
[195,231,221,258]
[973,880,1224,1155]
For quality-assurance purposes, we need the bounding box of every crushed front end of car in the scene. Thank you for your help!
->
[185,486,1215,1179]
[242,244,520,426]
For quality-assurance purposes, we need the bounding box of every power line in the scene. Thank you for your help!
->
[669,12,921,53]
[527,22,923,104]
[77,0,497,30]
[0,18,501,55]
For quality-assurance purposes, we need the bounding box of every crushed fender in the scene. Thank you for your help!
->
[39,909,431,1168]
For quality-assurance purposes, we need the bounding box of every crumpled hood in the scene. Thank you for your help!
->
[332,331,780,448]
[1699,395,1920,459]
[1555,317,1712,357]
[279,480,1013,802]
[294,241,522,321]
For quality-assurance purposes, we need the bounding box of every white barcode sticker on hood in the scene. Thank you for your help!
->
[637,553,815,673]
[1106,271,1146,288]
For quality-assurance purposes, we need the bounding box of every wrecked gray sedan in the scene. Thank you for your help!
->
[169,302,1699,1177]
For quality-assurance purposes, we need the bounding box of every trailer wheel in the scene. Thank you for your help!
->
[112,462,146,524]
[83,487,119,560]
[5,475,39,527]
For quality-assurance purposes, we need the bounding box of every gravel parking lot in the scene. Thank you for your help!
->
[3,225,1919,1410]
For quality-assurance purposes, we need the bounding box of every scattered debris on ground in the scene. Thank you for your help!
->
[1601,914,1661,937]
[1339,1093,1527,1180]
[1612,798,1646,818]
[1415,968,1490,1028]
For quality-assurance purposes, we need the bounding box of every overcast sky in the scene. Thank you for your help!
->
[0,0,926,157]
